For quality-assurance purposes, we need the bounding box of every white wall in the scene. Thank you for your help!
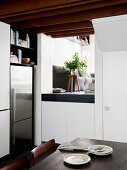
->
[34,34,42,145]
[41,34,53,93]
[52,38,82,66]
[52,36,95,73]
[81,35,95,74]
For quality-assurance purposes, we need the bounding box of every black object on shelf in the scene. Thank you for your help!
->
[79,35,90,45]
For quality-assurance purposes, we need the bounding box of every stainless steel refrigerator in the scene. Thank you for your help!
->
[10,65,33,154]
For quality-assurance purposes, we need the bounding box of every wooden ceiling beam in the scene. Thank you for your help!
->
[0,0,101,18]
[46,28,94,36]
[51,31,94,38]
[20,3,127,29]
[3,0,127,23]
[32,21,93,34]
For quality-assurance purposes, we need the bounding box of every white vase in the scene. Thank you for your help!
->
[71,70,75,75]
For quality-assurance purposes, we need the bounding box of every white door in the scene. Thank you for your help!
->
[0,110,10,158]
[42,102,66,144]
[66,103,95,142]
[0,22,10,110]
[103,51,127,143]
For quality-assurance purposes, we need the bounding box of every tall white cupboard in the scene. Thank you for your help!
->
[93,14,127,143]
[0,22,10,158]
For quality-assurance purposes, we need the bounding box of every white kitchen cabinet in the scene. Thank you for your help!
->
[103,52,127,143]
[0,22,10,110]
[42,101,95,144]
[93,15,127,142]
[0,110,10,158]
[42,102,66,144]
[0,21,10,158]
[66,103,95,142]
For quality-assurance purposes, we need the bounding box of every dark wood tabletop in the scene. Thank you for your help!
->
[30,138,127,170]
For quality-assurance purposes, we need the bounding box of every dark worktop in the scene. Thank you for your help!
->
[41,93,95,103]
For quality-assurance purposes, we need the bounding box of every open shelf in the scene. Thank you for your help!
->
[10,26,37,65]
[10,63,34,67]
[11,44,36,51]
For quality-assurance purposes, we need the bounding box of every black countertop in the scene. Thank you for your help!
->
[41,93,95,103]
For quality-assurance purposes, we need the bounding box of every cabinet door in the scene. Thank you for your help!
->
[67,103,95,142]
[42,102,66,144]
[103,52,127,143]
[0,110,10,158]
[0,22,10,110]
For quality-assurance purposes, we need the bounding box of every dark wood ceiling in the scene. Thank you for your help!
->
[1,0,127,37]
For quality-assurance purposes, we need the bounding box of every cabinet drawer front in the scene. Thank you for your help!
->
[0,110,10,158]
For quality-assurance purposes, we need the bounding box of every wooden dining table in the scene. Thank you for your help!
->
[30,138,127,170]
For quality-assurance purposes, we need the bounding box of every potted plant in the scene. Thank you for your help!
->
[64,53,87,75]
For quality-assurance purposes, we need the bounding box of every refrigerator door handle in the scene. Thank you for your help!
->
[11,89,16,123]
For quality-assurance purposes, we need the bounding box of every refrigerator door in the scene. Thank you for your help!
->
[0,22,10,110]
[10,118,32,153]
[11,66,33,123]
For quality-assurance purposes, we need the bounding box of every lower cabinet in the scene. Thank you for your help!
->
[42,102,94,144]
[42,102,66,144]
[66,103,95,142]
[0,110,10,158]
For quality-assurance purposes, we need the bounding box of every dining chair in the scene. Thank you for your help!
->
[0,157,28,170]
[30,139,56,167]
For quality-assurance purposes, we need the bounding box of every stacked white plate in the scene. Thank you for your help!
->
[63,154,91,165]
[88,145,113,156]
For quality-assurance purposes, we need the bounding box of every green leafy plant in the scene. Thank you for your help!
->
[64,53,87,73]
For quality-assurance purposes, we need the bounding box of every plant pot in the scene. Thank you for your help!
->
[71,70,75,75]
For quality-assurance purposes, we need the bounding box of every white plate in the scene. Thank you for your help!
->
[88,145,113,156]
[63,154,91,165]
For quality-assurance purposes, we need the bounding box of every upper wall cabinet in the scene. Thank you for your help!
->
[92,14,127,52]
[0,22,10,110]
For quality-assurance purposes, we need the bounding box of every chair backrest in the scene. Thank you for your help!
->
[0,157,28,170]
[30,139,56,167]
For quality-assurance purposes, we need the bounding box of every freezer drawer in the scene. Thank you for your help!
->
[10,118,33,153]
[0,110,10,158]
